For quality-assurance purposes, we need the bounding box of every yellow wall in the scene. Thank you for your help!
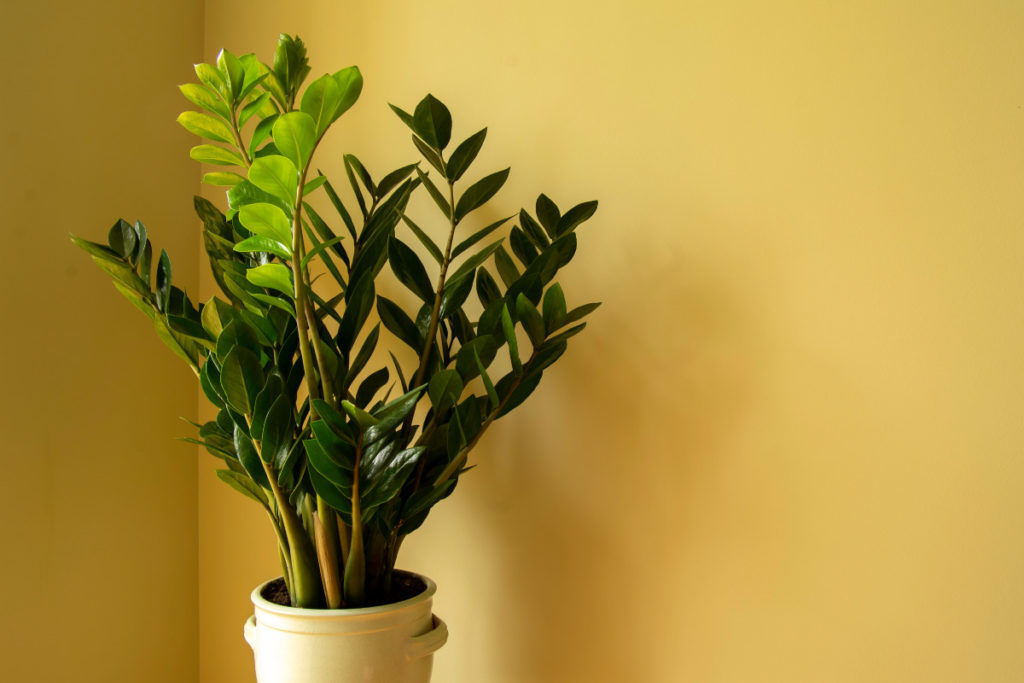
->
[0,1,203,680]
[200,1,1024,681]
[10,0,1018,681]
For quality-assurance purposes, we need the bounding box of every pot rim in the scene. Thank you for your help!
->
[250,569,436,619]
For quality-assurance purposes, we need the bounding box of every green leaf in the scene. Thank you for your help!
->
[519,209,550,248]
[195,63,227,98]
[475,268,501,307]
[411,135,446,175]
[438,271,473,319]
[239,202,292,245]
[177,111,234,144]
[428,369,463,413]
[446,128,487,183]
[542,283,567,333]
[179,83,230,119]
[300,235,343,270]
[217,470,269,507]
[412,94,452,150]
[337,275,375,353]
[400,214,443,264]
[536,194,560,236]
[346,324,380,384]
[509,226,539,266]
[249,155,298,205]
[246,263,293,296]
[155,249,172,311]
[555,200,599,236]
[454,168,510,223]
[191,144,245,167]
[474,346,500,410]
[220,346,264,415]
[494,245,521,288]
[500,304,522,374]
[304,175,327,194]
[344,154,376,196]
[356,367,389,407]
[216,48,245,101]
[249,372,285,437]
[341,400,378,430]
[239,91,272,127]
[516,293,546,346]
[455,335,499,381]
[415,167,450,219]
[250,114,278,157]
[365,385,427,444]
[447,238,504,283]
[301,73,341,135]
[388,238,434,303]
[361,446,424,511]
[562,302,601,327]
[377,296,422,351]
[272,111,316,169]
[376,163,418,200]
[234,236,291,261]
[204,172,246,186]
[389,103,415,129]
[330,66,363,121]
[544,322,586,347]
[234,423,271,488]
[260,395,293,465]
[323,178,357,241]
[496,369,543,418]
[107,219,136,259]
[451,215,512,260]
[227,179,290,217]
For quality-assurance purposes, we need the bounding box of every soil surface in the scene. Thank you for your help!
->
[261,572,427,608]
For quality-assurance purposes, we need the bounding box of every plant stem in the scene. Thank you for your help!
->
[343,440,366,605]
[313,499,343,608]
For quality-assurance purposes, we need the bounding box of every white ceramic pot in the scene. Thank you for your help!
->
[244,571,447,683]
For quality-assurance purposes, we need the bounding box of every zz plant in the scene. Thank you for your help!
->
[73,35,598,609]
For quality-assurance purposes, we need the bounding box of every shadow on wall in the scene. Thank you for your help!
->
[460,232,764,681]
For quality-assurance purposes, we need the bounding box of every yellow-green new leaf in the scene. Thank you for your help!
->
[239,203,292,245]
[272,111,316,169]
[203,172,246,187]
[177,111,234,144]
[246,263,294,297]
[234,236,292,261]
[300,73,342,135]
[249,155,298,205]
[191,144,245,167]
[179,83,230,119]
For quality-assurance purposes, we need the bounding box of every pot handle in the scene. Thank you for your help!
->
[406,614,448,661]
[244,615,257,651]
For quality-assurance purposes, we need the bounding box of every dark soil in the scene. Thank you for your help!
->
[261,571,427,609]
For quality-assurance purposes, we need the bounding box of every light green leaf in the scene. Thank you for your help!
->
[194,63,226,97]
[272,111,316,169]
[249,155,298,205]
[239,203,291,245]
[300,73,342,135]
[203,172,246,187]
[177,111,234,144]
[234,236,292,261]
[179,83,230,119]
[239,91,272,127]
[190,144,245,167]
[331,66,363,121]
[246,263,294,296]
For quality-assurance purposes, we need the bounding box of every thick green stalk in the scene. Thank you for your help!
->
[343,440,366,605]
[314,498,344,608]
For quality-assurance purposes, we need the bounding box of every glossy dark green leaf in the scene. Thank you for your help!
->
[448,238,504,284]
[365,384,427,444]
[401,214,443,264]
[376,163,418,200]
[455,335,499,381]
[536,194,560,236]
[428,369,463,414]
[177,111,234,144]
[509,226,539,266]
[450,216,511,260]
[260,395,293,465]
[555,200,599,236]
[345,324,380,385]
[542,283,567,333]
[272,111,316,169]
[219,346,264,414]
[217,469,269,507]
[543,322,586,347]
[311,399,357,445]
[475,267,501,307]
[344,154,376,197]
[308,463,352,516]
[361,446,424,511]
[389,103,415,129]
[415,167,450,219]
[155,249,172,312]
[356,367,389,407]
[388,238,434,303]
[107,219,136,259]
[519,209,550,248]
[306,438,353,493]
[322,178,357,241]
[494,245,520,288]
[531,339,567,373]
[200,359,226,408]
[439,271,473,319]
[454,168,510,223]
[336,275,375,353]
[516,293,546,347]
[246,263,293,297]
[377,296,422,351]
[249,372,286,437]
[446,128,487,182]
[413,94,452,150]
[496,369,542,418]
[234,423,271,488]
[475,346,500,410]
[411,135,446,175]
[563,302,601,327]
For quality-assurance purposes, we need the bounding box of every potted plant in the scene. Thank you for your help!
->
[72,34,598,682]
